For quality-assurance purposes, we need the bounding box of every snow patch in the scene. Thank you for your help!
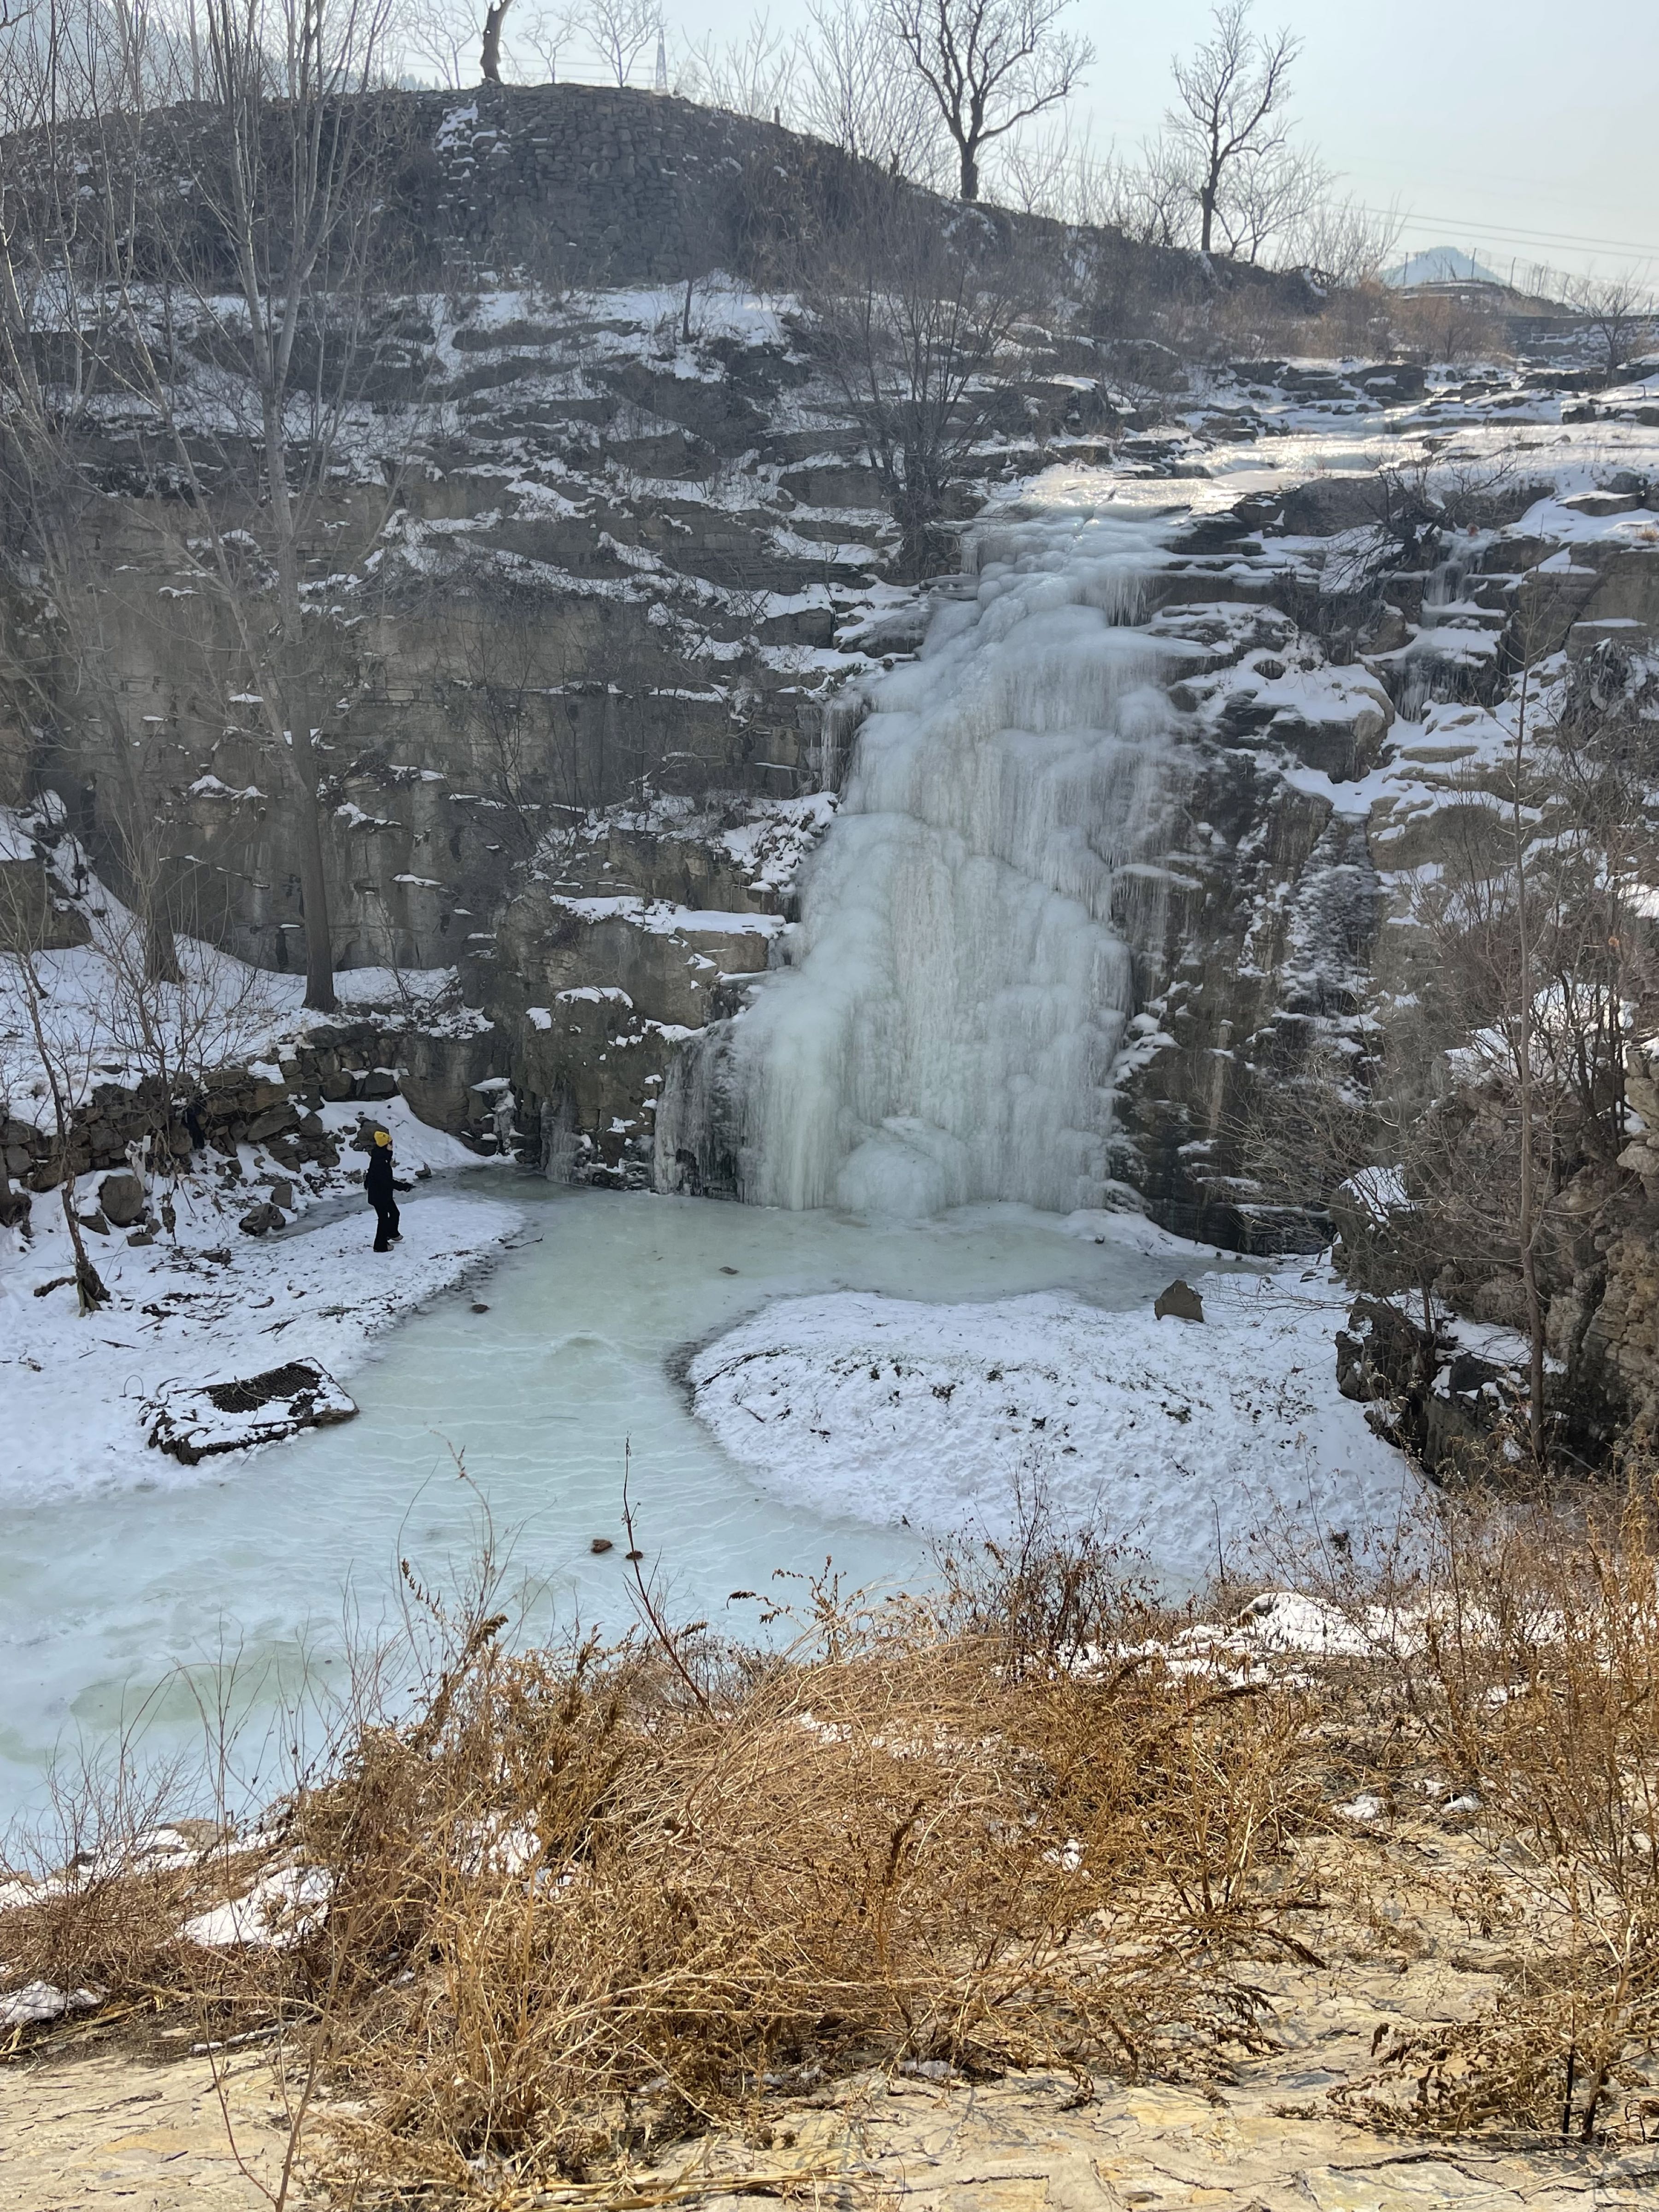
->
[690,1267,1414,1583]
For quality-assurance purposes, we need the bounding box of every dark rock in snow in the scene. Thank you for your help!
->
[144,1362,358,1464]
[1154,1278,1205,1323]
[244,1103,299,1143]
[237,1201,284,1236]
[98,1171,146,1227]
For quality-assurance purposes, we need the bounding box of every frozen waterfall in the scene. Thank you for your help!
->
[665,506,1181,1217]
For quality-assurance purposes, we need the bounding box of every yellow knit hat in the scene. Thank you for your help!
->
[374,1129,391,1147]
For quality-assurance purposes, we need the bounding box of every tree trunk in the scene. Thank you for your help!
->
[1511,671,1546,1465]
[290,717,339,1013]
[144,906,183,987]
[482,0,512,82]
[958,143,979,201]
[59,1176,110,1313]
[0,1153,28,1231]
[263,396,337,1014]
[894,466,944,581]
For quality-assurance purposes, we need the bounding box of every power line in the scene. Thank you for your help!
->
[1376,207,1659,260]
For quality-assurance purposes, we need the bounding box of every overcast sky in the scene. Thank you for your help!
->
[620,0,1658,283]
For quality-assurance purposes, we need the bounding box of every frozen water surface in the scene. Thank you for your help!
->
[0,1180,1202,1826]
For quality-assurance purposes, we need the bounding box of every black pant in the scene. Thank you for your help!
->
[371,1193,400,1251]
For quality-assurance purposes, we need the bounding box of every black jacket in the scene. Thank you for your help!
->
[365,1147,395,1201]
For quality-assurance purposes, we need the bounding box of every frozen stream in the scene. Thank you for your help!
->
[0,1180,1209,1828]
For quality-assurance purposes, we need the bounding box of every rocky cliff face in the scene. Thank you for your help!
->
[5,88,1143,1184]
[9,85,1659,1435]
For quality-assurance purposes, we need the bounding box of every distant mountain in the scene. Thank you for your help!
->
[1382,247,1508,289]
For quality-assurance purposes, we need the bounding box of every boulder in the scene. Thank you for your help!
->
[98,1171,147,1228]
[1154,1278,1205,1323]
[245,1102,299,1144]
[1560,490,1640,518]
[1335,1295,1427,1401]
[143,1362,358,1464]
[237,1201,284,1237]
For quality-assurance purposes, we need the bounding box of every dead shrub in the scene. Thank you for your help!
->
[293,1583,1323,2194]
[1327,1471,1659,2138]
[40,1478,1659,2177]
[2,1524,1331,2198]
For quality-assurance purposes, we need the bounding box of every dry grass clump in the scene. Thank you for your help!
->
[27,1481,1659,2184]
[1,1527,1330,2197]
[286,1562,1322,2195]
[1324,1479,1659,2141]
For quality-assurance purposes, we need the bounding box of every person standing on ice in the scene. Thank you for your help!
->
[365,1128,409,1252]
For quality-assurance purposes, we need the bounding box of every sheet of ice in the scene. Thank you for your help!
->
[690,1267,1413,1581]
[722,507,1182,1216]
[0,1189,1261,1826]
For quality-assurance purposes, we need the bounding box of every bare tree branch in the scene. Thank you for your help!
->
[884,0,1093,202]
[1167,0,1301,256]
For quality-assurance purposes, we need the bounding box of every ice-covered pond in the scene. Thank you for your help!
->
[0,1182,1225,1827]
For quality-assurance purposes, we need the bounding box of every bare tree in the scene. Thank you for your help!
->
[885,0,1093,203]
[1343,653,1653,1467]
[0,855,110,1311]
[0,0,188,986]
[682,9,796,119]
[94,842,287,1184]
[801,180,1044,575]
[519,3,576,80]
[991,110,1107,220]
[1286,189,1405,290]
[61,0,428,1016]
[576,0,657,87]
[1212,140,1325,263]
[1569,270,1654,382]
[1096,137,1198,250]
[1167,0,1300,256]
[794,0,943,183]
[396,0,478,85]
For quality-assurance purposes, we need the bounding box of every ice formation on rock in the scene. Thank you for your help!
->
[693,507,1180,1215]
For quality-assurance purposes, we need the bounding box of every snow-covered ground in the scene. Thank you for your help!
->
[691,1259,1414,1583]
[0,1092,520,1503]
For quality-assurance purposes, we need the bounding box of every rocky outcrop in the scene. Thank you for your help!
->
[3,1017,505,1197]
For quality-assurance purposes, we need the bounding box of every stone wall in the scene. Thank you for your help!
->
[424,85,812,286]
[2,1018,503,1217]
